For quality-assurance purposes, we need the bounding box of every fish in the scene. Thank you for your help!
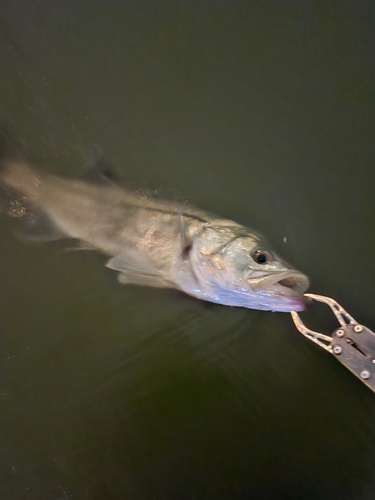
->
[0,159,309,312]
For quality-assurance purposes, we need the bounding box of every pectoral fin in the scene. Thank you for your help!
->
[117,272,171,288]
[81,159,118,185]
[106,251,156,274]
[106,252,173,289]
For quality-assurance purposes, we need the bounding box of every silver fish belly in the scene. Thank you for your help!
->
[0,160,309,312]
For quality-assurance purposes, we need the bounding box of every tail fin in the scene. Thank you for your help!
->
[0,136,65,242]
[0,127,42,198]
[0,160,43,199]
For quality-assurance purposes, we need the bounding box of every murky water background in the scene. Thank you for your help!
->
[0,1,375,499]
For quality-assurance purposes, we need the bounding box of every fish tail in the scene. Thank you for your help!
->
[0,159,67,242]
[0,127,43,200]
[0,160,43,200]
[1,160,68,242]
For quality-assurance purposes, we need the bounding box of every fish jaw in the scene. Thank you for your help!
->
[174,257,310,312]
[237,270,309,311]
[245,269,310,311]
[192,282,308,312]
[174,278,308,312]
[247,281,309,312]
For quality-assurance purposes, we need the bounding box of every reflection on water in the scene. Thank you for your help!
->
[1,1,375,499]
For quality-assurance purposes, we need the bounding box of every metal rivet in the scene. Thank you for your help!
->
[336,329,345,338]
[360,370,370,380]
[354,325,363,333]
[333,345,342,355]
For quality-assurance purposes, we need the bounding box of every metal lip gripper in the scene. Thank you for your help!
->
[291,293,375,393]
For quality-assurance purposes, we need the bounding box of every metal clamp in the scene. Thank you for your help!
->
[291,293,375,393]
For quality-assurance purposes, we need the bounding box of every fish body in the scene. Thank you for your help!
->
[1,160,309,312]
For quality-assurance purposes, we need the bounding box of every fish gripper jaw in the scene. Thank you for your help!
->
[291,293,375,393]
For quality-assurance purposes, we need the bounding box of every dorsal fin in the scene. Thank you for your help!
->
[81,159,118,185]
[0,127,11,161]
[0,126,28,166]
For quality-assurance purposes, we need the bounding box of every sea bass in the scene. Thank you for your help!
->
[0,160,309,312]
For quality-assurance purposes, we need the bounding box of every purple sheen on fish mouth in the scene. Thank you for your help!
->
[247,270,310,311]
[267,279,310,311]
[284,296,308,312]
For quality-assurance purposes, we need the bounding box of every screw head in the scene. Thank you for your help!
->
[336,329,345,338]
[360,370,371,380]
[354,325,363,333]
[333,345,343,355]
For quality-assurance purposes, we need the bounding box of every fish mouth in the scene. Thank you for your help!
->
[247,270,310,310]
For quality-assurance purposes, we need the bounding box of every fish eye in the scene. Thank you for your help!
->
[253,249,273,265]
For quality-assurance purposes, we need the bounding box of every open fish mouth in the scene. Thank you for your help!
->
[246,270,309,311]
[247,270,309,297]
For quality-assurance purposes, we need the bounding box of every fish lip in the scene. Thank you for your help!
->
[274,294,309,312]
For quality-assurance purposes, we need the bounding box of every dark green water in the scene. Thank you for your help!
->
[1,1,375,499]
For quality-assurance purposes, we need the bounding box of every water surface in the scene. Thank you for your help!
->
[1,1,375,499]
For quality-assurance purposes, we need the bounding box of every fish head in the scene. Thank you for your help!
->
[189,224,309,312]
